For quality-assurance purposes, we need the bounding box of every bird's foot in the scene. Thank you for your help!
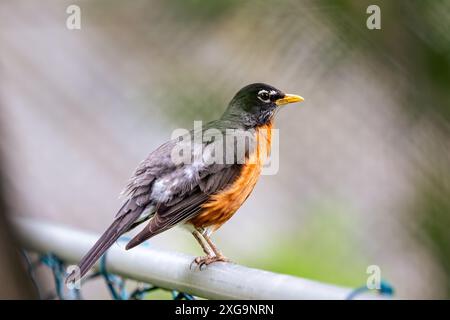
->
[190,255,232,270]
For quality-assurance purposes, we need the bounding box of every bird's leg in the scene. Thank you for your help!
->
[192,229,214,256]
[202,232,231,263]
[190,228,231,269]
[190,229,215,270]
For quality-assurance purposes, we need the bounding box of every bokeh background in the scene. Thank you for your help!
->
[1,0,449,299]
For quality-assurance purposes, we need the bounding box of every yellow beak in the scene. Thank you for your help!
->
[275,94,304,106]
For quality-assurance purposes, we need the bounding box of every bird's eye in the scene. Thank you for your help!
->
[257,90,271,103]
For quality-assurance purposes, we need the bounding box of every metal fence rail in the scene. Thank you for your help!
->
[13,218,382,300]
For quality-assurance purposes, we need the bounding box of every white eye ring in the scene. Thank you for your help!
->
[257,90,271,103]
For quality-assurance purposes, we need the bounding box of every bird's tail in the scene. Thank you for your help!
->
[66,202,144,284]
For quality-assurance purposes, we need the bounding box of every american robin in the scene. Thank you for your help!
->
[67,83,303,282]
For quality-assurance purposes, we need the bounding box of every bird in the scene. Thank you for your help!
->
[66,83,303,283]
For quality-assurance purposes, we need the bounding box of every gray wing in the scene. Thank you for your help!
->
[118,139,180,216]
[125,165,242,249]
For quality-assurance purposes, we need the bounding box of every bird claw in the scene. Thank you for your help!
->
[189,256,204,270]
[190,255,231,270]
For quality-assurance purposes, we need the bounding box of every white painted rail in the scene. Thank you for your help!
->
[13,218,382,300]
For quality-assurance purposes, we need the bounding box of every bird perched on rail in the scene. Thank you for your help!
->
[67,83,303,283]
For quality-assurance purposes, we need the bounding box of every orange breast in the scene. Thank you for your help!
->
[189,123,273,230]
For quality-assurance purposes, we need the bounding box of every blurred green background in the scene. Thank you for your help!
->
[0,0,449,298]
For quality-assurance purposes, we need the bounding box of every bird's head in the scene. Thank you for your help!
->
[222,83,304,128]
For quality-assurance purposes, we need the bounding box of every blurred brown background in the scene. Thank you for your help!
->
[0,0,449,299]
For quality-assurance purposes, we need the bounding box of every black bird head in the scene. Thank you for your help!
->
[222,83,304,128]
